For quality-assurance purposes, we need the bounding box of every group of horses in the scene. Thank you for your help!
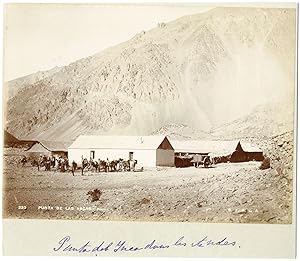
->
[20,155,139,176]
[71,158,138,176]
[20,155,70,172]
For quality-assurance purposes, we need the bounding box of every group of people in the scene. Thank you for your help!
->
[21,154,140,175]
[30,155,69,172]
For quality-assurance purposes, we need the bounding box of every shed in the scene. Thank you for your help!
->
[25,141,70,159]
[68,135,175,167]
[239,142,264,162]
[171,140,238,156]
[4,131,38,149]
[171,139,263,165]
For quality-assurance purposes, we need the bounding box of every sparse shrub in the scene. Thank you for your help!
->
[135,197,151,206]
[87,189,102,202]
[140,198,150,205]
[259,157,271,170]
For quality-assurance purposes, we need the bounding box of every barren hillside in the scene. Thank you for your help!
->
[5,7,296,141]
[211,102,294,139]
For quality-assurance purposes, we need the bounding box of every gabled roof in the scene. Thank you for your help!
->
[26,140,71,152]
[69,135,170,150]
[170,140,238,155]
[240,142,262,152]
[171,139,262,156]
[4,130,19,144]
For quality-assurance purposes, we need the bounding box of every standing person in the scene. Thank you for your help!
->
[46,157,51,171]
[57,156,62,171]
[65,158,69,170]
[106,158,110,172]
[81,156,85,176]
[118,159,124,172]
[116,159,120,172]
[38,154,43,171]
[60,158,66,172]
[42,155,47,166]
[51,156,56,168]
[97,158,101,172]
[129,158,135,171]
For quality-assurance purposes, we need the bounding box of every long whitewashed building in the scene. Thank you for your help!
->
[68,135,175,167]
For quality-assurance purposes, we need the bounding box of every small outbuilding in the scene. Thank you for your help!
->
[171,139,263,166]
[25,141,70,159]
[68,135,175,167]
[3,130,37,149]
[238,142,264,162]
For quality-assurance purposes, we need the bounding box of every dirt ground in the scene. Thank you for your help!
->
[3,150,292,224]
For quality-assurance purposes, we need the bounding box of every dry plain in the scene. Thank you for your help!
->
[3,149,292,224]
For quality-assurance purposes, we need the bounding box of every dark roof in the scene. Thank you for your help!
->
[4,130,19,144]
[170,139,262,156]
[26,140,72,152]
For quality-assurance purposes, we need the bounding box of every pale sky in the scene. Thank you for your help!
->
[4,4,212,81]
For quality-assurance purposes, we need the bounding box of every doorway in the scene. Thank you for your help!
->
[129,152,134,160]
[90,150,95,159]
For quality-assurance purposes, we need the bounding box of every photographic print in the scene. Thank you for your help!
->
[2,3,297,228]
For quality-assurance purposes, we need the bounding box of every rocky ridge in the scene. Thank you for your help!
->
[5,7,296,142]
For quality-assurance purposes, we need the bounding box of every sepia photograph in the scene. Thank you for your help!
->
[2,3,296,227]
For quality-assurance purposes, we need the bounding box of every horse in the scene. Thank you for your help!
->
[20,156,27,167]
[121,160,130,171]
[89,160,99,172]
[98,160,108,172]
[57,157,65,172]
[81,158,89,175]
[31,159,39,167]
[203,156,212,168]
[68,158,92,176]
[109,160,119,172]
[71,161,77,176]
[36,156,46,171]
[44,157,51,171]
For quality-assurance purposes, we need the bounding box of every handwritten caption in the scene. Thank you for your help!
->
[53,235,240,255]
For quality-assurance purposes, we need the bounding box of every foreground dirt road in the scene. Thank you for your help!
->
[3,158,292,224]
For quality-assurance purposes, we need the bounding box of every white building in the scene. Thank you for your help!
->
[68,135,175,167]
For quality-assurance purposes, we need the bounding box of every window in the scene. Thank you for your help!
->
[90,150,95,159]
[129,152,134,160]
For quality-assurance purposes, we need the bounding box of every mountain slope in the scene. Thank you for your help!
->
[5,66,62,99]
[151,123,213,140]
[211,102,295,139]
[5,7,296,141]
